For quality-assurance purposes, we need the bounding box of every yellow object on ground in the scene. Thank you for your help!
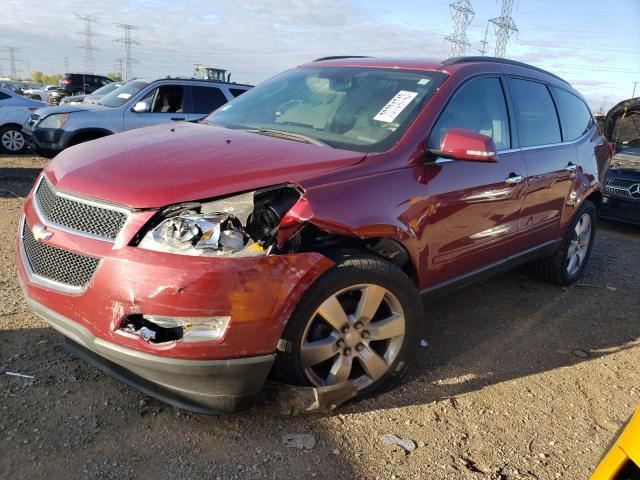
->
[591,407,640,479]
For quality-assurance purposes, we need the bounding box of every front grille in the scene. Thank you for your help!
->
[22,220,100,288]
[34,177,128,240]
[606,178,634,188]
[605,186,639,201]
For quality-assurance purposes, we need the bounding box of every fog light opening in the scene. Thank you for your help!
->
[119,314,230,343]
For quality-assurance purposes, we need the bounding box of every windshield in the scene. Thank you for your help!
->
[205,67,447,152]
[97,80,148,108]
[92,82,122,96]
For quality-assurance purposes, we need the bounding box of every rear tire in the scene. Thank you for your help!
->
[272,251,423,398]
[530,200,597,286]
[0,124,27,154]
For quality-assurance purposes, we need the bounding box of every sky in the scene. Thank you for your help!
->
[1,0,639,111]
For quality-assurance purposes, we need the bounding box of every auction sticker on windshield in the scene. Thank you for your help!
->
[374,91,418,123]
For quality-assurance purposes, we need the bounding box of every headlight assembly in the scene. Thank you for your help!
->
[38,113,70,129]
[137,185,303,257]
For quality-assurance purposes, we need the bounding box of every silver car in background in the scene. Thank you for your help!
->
[22,77,252,158]
[0,87,46,154]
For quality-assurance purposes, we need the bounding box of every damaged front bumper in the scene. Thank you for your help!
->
[24,294,274,413]
[17,192,333,413]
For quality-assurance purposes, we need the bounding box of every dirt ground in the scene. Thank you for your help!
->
[1,154,639,480]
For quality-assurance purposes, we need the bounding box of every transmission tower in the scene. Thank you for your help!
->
[115,24,141,81]
[479,22,490,55]
[489,0,518,58]
[0,46,23,80]
[75,13,99,73]
[444,0,475,58]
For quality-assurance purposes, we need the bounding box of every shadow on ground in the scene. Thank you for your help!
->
[1,208,638,478]
[0,167,40,198]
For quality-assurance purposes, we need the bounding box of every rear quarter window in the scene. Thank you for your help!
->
[551,87,594,141]
[229,88,248,98]
[508,78,561,147]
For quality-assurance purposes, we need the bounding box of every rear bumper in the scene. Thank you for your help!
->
[25,293,275,414]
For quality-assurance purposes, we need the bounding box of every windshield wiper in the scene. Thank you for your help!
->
[246,128,330,147]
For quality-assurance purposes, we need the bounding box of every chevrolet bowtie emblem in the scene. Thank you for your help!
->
[31,224,53,242]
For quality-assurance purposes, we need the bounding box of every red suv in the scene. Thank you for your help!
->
[17,56,610,413]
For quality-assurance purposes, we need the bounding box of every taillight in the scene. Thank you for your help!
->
[607,143,615,157]
[62,79,72,84]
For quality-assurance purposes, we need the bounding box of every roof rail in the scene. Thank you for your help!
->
[441,56,569,85]
[312,55,372,62]
[150,77,253,88]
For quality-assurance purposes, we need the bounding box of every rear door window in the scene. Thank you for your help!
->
[189,86,228,114]
[428,76,511,151]
[551,87,594,141]
[508,78,561,147]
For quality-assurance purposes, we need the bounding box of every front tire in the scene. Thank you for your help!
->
[0,125,27,154]
[531,200,597,286]
[273,252,423,398]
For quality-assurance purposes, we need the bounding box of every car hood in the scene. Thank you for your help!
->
[44,122,366,209]
[605,97,640,144]
[34,103,108,116]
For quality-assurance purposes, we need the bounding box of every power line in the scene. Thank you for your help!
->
[444,0,475,58]
[64,57,69,72]
[490,0,518,58]
[0,46,23,80]
[75,13,99,74]
[115,23,141,81]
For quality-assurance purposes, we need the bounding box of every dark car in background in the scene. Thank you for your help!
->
[48,73,113,105]
[60,81,124,105]
[600,97,640,225]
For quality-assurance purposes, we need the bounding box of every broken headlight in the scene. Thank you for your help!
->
[137,186,302,257]
[119,314,230,343]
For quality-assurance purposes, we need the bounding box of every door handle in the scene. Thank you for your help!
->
[505,174,524,186]
[171,117,185,121]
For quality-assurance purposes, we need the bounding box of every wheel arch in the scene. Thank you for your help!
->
[0,122,24,131]
[586,189,603,211]
[67,128,113,146]
[293,223,420,288]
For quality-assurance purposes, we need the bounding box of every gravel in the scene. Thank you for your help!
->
[1,154,638,479]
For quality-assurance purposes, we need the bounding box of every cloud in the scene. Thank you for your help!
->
[0,0,446,84]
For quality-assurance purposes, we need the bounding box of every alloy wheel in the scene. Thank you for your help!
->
[566,213,592,276]
[1,129,25,152]
[300,284,406,390]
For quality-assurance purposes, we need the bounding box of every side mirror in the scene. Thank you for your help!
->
[428,128,498,163]
[133,101,149,113]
